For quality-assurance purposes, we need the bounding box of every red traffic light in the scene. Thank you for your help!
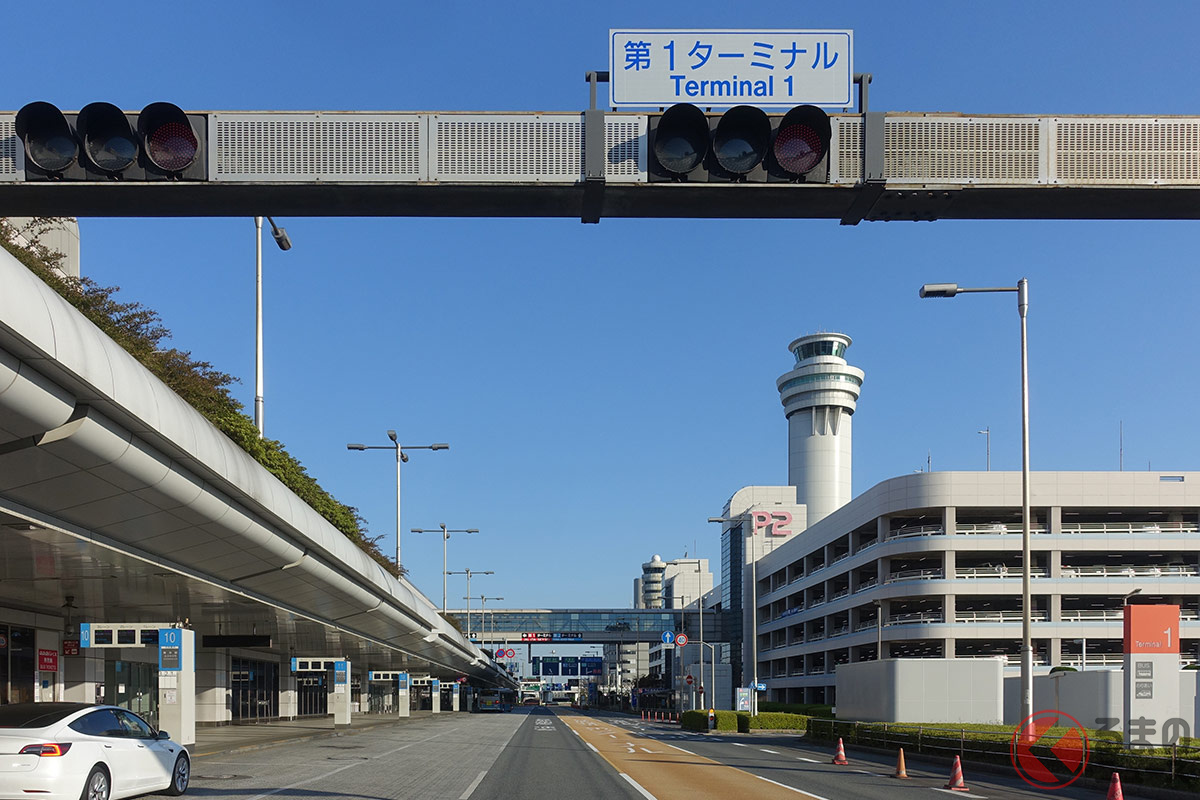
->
[772,105,832,178]
[139,102,199,174]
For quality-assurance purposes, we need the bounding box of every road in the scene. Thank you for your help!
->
[185,708,1133,800]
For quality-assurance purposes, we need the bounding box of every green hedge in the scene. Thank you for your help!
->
[681,710,748,732]
[759,702,835,719]
[748,712,809,732]
[806,719,1200,792]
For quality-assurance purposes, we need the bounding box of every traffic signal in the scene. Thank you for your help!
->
[14,101,205,181]
[648,103,831,183]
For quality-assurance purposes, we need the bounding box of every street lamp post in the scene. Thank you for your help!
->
[920,278,1032,728]
[479,595,503,649]
[873,599,883,660]
[412,524,478,610]
[253,215,291,438]
[347,435,448,569]
[450,568,494,638]
[979,427,991,471]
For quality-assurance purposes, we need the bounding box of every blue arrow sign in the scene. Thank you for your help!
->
[661,630,675,645]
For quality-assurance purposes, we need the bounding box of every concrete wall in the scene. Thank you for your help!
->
[835,658,1003,723]
[1020,668,1199,735]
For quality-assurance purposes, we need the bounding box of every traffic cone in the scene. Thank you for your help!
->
[1107,772,1123,800]
[944,755,970,791]
[832,737,849,765]
[892,748,909,779]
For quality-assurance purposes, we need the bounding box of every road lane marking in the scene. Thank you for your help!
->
[459,771,487,800]
[586,742,599,752]
[619,773,659,800]
[755,774,832,800]
[732,742,748,747]
[797,757,819,763]
[639,747,654,753]
[665,744,695,755]
[934,790,987,799]
[761,749,780,754]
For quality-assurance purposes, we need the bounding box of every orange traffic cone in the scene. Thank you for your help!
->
[1107,772,1123,800]
[832,737,849,765]
[944,755,970,791]
[892,748,909,779]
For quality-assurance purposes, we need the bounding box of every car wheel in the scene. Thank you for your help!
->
[80,766,110,800]
[163,754,190,796]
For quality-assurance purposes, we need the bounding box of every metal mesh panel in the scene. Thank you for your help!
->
[0,117,20,180]
[1053,118,1200,184]
[604,117,646,182]
[432,114,585,182]
[832,117,861,184]
[213,114,424,181]
[884,117,1042,184]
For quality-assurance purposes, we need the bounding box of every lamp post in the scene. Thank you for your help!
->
[979,427,991,471]
[450,568,493,638]
[873,599,883,660]
[347,435,447,569]
[412,524,478,610]
[920,278,1032,728]
[478,595,503,650]
[253,215,291,438]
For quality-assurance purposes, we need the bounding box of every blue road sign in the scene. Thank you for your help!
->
[661,630,675,645]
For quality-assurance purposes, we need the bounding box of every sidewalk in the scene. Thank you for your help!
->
[189,711,442,759]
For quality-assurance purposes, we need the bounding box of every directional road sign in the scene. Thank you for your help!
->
[661,630,675,645]
[610,29,854,108]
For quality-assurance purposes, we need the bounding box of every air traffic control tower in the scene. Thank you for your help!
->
[776,333,864,526]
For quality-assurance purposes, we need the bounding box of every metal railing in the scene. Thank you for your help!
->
[1059,520,1199,535]
[954,609,1049,623]
[886,611,944,625]
[886,525,944,539]
[954,523,1047,535]
[954,566,1047,579]
[885,568,945,583]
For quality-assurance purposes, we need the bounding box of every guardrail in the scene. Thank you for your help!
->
[1061,565,1199,578]
[885,568,945,583]
[954,610,1049,623]
[1060,521,1199,535]
[954,566,1047,579]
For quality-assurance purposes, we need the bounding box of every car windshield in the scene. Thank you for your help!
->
[0,703,90,728]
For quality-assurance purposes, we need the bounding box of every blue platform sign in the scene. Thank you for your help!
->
[610,29,853,108]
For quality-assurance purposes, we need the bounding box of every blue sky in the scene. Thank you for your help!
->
[7,2,1199,613]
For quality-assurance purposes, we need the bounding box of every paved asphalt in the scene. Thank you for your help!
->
[183,708,1184,800]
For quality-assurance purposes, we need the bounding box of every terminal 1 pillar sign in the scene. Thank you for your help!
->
[1122,604,1181,747]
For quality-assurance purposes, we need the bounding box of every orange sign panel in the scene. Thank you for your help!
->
[1123,605,1180,654]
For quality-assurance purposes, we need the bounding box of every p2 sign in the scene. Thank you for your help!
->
[752,511,793,537]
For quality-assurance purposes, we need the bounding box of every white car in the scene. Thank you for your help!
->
[0,703,189,800]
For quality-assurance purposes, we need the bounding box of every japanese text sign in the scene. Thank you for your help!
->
[610,29,853,108]
[38,649,58,671]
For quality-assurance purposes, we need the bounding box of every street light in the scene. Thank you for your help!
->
[411,524,478,611]
[479,595,503,648]
[253,215,291,438]
[449,568,493,638]
[979,427,991,471]
[347,435,448,570]
[920,278,1032,729]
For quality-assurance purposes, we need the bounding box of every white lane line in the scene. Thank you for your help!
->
[761,748,780,754]
[639,747,654,753]
[665,743,695,755]
[585,742,599,752]
[242,761,364,800]
[459,771,487,800]
[755,774,832,800]
[797,757,820,763]
[933,790,987,799]
[732,742,748,747]
[619,773,659,800]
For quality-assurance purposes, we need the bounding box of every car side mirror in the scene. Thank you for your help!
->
[156,730,171,740]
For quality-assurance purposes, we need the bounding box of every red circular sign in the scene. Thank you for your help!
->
[685,675,694,685]
[1010,710,1091,789]
[505,648,516,659]
[675,634,689,647]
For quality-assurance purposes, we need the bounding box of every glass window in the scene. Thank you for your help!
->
[8,626,34,705]
[115,710,155,738]
[70,709,124,737]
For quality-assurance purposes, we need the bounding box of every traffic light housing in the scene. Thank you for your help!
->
[15,101,206,181]
[648,103,831,183]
